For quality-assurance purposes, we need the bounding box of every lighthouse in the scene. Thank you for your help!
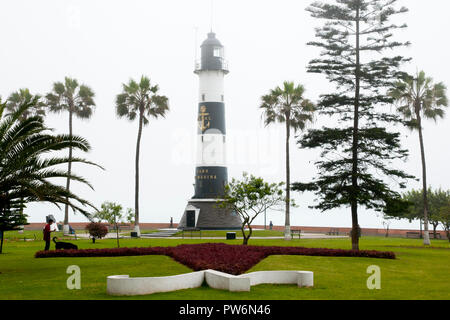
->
[178,32,241,230]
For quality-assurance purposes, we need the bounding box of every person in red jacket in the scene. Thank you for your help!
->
[43,219,55,251]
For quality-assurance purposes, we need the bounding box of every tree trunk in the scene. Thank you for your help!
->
[284,112,291,241]
[134,111,144,237]
[64,110,73,235]
[419,218,422,238]
[417,112,431,245]
[0,230,4,254]
[241,220,248,245]
[242,224,253,245]
[350,5,361,251]
[115,221,120,248]
[246,224,253,245]
[432,223,438,239]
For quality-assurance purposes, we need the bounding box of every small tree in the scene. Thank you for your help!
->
[125,208,135,225]
[437,205,450,242]
[0,202,28,253]
[217,173,286,245]
[93,202,129,248]
[382,219,391,238]
[85,222,108,243]
[390,188,450,238]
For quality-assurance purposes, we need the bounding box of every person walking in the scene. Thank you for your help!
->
[43,219,55,251]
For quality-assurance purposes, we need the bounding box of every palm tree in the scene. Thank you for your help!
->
[115,76,169,237]
[6,88,46,121]
[6,89,47,214]
[45,77,96,234]
[389,71,448,245]
[0,99,100,252]
[260,81,315,240]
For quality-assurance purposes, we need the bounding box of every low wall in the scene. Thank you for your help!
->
[107,271,204,296]
[239,270,314,287]
[205,270,250,292]
[107,270,314,296]
[24,222,446,238]
[252,225,446,238]
[24,222,179,231]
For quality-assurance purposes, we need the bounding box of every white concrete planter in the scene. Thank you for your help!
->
[205,270,251,292]
[107,271,205,296]
[237,271,314,287]
[107,270,313,296]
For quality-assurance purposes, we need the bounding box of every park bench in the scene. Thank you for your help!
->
[429,232,442,239]
[327,228,339,236]
[406,232,442,239]
[406,232,421,239]
[291,229,302,239]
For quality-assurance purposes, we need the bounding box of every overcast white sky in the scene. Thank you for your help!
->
[1,0,449,230]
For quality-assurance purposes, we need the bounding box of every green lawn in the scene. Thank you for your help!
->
[0,234,448,300]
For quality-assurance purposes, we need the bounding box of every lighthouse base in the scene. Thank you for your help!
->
[178,199,242,230]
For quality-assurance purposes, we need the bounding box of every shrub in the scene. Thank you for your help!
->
[85,222,108,242]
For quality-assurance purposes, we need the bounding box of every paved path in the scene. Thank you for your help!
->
[67,233,126,239]
[167,234,348,240]
[140,229,179,238]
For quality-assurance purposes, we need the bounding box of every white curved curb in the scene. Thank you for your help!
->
[237,271,314,287]
[205,270,251,292]
[107,270,313,296]
[107,271,205,296]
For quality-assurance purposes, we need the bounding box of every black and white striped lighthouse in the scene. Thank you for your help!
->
[178,32,241,230]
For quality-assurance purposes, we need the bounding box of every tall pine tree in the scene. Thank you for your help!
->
[293,0,414,250]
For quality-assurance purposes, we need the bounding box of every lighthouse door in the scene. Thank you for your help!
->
[186,210,196,228]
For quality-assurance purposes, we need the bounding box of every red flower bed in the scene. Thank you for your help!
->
[34,247,171,258]
[35,243,395,275]
[167,244,395,274]
[168,244,270,275]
